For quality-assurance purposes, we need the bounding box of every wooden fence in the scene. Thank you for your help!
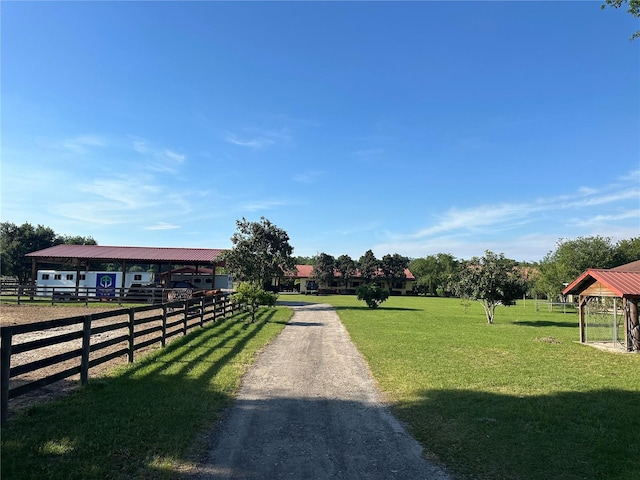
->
[0,293,237,424]
[0,283,175,305]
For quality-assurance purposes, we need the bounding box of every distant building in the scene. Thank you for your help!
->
[286,265,415,295]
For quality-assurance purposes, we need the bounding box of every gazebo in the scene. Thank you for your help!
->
[562,263,640,352]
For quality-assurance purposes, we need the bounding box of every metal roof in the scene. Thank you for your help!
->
[611,260,640,272]
[562,269,640,299]
[25,245,226,264]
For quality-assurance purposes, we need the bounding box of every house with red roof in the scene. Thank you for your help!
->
[286,265,415,295]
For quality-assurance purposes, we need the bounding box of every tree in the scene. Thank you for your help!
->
[312,252,335,290]
[356,283,389,309]
[60,235,97,245]
[335,254,357,293]
[601,0,640,40]
[410,253,457,296]
[380,253,409,294]
[453,251,527,324]
[1,222,63,284]
[231,282,277,322]
[222,217,295,289]
[613,237,640,266]
[358,250,380,283]
[294,255,315,265]
[535,236,617,300]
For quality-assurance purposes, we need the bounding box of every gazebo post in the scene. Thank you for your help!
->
[578,295,587,343]
[627,298,639,352]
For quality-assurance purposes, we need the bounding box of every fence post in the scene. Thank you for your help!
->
[80,315,92,385]
[128,308,135,363]
[200,297,205,327]
[161,304,167,347]
[183,301,188,335]
[1,329,13,425]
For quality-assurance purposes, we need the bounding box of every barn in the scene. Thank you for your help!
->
[562,261,640,352]
[25,244,227,294]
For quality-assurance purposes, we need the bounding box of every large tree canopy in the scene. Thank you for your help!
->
[222,217,295,289]
[358,250,380,283]
[335,254,357,293]
[380,253,409,293]
[0,221,97,284]
[454,251,527,324]
[312,252,336,288]
[536,236,618,300]
[410,253,458,296]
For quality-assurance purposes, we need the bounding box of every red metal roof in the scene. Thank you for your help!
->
[611,260,640,272]
[289,265,415,280]
[26,245,226,263]
[562,269,640,298]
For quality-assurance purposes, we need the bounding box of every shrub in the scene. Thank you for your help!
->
[356,283,389,309]
[232,282,277,322]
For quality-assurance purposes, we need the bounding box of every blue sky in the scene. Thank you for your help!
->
[2,1,638,263]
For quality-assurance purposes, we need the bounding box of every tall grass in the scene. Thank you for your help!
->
[1,307,291,479]
[290,294,640,480]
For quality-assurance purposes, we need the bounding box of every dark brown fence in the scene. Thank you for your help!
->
[0,284,180,305]
[0,293,237,424]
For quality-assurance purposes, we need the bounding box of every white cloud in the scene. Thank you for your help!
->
[58,134,106,153]
[293,170,324,184]
[224,128,292,149]
[145,222,181,231]
[238,199,298,212]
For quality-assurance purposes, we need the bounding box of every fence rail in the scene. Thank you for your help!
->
[0,283,194,305]
[0,293,237,424]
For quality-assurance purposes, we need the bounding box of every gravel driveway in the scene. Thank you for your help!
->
[191,302,450,480]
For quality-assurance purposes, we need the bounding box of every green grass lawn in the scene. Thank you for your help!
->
[285,294,640,480]
[1,307,292,480]
[3,294,639,479]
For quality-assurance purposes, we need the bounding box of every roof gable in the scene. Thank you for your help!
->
[562,269,640,299]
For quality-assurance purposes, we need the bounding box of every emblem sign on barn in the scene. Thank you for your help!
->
[96,273,117,297]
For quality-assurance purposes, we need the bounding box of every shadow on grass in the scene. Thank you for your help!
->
[512,320,578,328]
[0,309,278,480]
[333,306,420,312]
[393,388,640,480]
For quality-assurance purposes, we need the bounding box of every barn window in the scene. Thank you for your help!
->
[42,274,50,280]
[194,278,202,284]
[80,274,86,280]
[134,274,142,281]
[54,274,62,280]
[66,274,74,280]
[205,278,213,284]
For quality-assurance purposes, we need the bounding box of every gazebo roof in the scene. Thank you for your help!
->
[562,269,640,299]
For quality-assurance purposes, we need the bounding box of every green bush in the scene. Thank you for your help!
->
[231,282,277,322]
[356,283,389,308]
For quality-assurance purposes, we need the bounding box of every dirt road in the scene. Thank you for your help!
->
[190,303,450,480]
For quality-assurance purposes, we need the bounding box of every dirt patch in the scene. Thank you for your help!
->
[0,303,184,417]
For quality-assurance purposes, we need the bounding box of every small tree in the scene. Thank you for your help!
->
[231,282,277,322]
[356,283,389,309]
[453,251,527,324]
